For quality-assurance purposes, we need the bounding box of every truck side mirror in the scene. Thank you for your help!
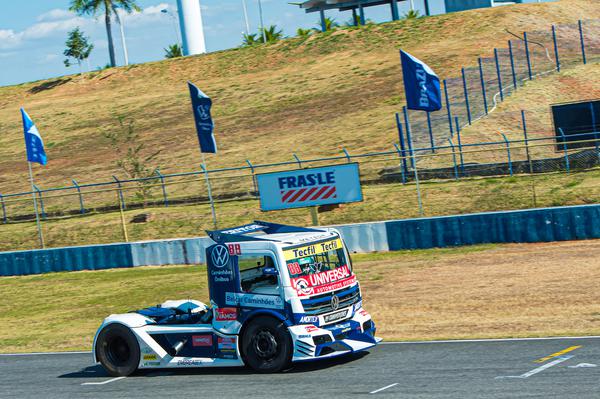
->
[262,267,279,276]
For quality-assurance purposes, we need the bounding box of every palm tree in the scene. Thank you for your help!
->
[70,0,140,68]
[296,28,313,38]
[316,17,339,32]
[164,44,182,59]
[403,9,420,19]
[260,25,283,43]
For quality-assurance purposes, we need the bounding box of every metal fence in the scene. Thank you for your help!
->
[0,19,598,234]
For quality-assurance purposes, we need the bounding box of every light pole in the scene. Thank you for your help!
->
[113,8,129,66]
[161,8,183,48]
[257,0,267,43]
[241,0,251,35]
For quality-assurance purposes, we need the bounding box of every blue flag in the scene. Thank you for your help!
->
[400,50,442,112]
[188,82,217,154]
[20,108,47,165]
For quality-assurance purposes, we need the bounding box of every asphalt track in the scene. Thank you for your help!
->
[2,337,600,398]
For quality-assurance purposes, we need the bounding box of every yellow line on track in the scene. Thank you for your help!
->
[534,346,582,363]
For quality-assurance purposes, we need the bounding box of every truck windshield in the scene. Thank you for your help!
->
[283,238,355,296]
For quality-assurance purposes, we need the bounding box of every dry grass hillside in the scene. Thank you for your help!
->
[0,0,597,194]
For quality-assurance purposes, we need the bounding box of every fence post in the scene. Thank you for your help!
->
[558,128,570,173]
[578,20,587,65]
[403,106,415,169]
[33,184,47,219]
[112,175,126,210]
[461,68,472,125]
[499,132,513,177]
[342,148,352,163]
[494,48,504,101]
[292,153,303,168]
[393,143,407,184]
[454,117,465,174]
[395,113,409,176]
[71,179,86,214]
[448,138,459,180]
[426,111,435,153]
[508,40,518,90]
[524,31,533,80]
[590,102,599,154]
[246,160,259,194]
[551,25,560,72]
[154,169,169,207]
[478,58,489,115]
[0,194,6,223]
[521,110,533,174]
[443,79,454,136]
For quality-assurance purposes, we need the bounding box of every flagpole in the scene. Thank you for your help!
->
[28,161,45,248]
[201,153,218,229]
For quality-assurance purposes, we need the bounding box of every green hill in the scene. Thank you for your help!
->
[0,0,597,194]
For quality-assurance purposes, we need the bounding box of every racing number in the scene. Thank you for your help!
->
[228,244,241,256]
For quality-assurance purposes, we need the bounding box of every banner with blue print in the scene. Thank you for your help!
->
[256,163,363,211]
[400,50,442,112]
[20,108,47,165]
[188,81,217,154]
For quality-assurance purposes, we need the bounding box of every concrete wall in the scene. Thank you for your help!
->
[2,203,600,276]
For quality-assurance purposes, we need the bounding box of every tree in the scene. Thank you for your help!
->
[242,33,259,46]
[102,115,161,204]
[164,44,182,59]
[296,28,313,38]
[70,0,140,68]
[63,27,94,72]
[260,25,283,43]
[403,9,420,19]
[316,17,339,32]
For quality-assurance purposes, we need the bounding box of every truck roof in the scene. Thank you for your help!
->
[207,221,338,246]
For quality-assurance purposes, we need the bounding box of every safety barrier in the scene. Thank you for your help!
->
[2,203,600,276]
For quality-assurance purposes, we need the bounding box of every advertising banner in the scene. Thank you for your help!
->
[256,163,362,211]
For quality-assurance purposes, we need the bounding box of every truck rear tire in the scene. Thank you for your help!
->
[96,324,140,377]
[241,316,292,373]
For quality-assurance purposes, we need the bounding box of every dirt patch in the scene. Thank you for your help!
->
[358,239,600,340]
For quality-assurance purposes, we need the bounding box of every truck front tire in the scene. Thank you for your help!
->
[96,324,140,377]
[241,316,292,373]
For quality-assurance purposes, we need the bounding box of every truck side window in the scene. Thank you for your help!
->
[238,254,279,295]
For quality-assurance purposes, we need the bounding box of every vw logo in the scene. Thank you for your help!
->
[211,245,230,268]
[197,105,210,120]
[330,295,340,311]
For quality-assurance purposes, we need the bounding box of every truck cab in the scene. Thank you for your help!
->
[92,221,380,376]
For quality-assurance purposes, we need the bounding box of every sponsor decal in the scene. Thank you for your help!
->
[227,243,241,255]
[298,334,312,339]
[291,265,356,297]
[143,354,157,361]
[225,292,284,309]
[177,359,203,366]
[221,224,263,235]
[211,245,230,268]
[192,335,213,347]
[298,315,319,324]
[218,337,237,352]
[359,309,369,317]
[215,307,238,321]
[283,239,343,261]
[305,325,319,333]
[287,262,302,275]
[143,361,161,367]
[323,309,348,323]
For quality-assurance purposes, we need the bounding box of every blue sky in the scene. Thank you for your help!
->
[0,0,420,87]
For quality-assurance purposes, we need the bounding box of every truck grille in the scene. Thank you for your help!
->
[301,284,360,316]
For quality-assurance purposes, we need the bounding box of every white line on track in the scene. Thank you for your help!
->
[0,351,90,356]
[81,376,126,386]
[370,383,399,394]
[495,355,574,380]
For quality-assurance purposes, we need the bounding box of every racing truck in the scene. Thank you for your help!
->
[93,221,381,376]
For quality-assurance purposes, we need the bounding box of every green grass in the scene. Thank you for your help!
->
[1,169,599,252]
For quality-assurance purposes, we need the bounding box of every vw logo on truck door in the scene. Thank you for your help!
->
[331,295,340,311]
[211,245,230,268]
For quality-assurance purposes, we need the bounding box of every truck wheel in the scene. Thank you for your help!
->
[241,316,292,373]
[96,324,140,377]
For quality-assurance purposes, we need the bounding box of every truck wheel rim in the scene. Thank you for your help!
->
[106,336,130,366]
[254,330,278,360]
